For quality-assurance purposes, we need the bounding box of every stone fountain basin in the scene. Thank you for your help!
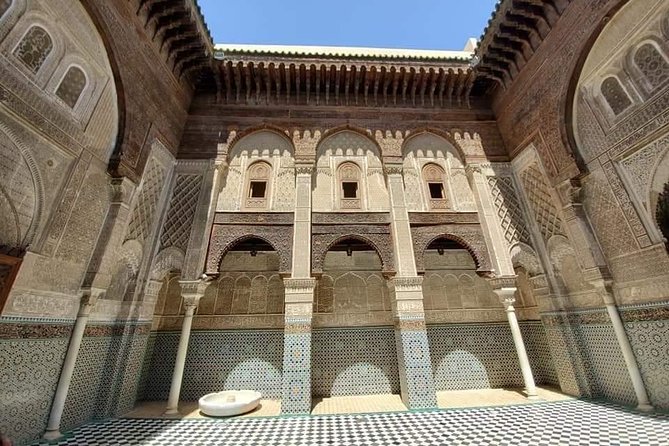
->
[198,390,262,417]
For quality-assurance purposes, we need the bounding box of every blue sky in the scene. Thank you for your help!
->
[199,0,499,50]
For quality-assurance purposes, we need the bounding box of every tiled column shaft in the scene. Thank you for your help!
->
[281,136,319,414]
[383,161,437,409]
[43,289,101,440]
[491,278,538,398]
[164,280,203,415]
[281,279,316,414]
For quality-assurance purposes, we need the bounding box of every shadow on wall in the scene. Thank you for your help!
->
[141,330,284,401]
[312,327,400,397]
[427,324,524,391]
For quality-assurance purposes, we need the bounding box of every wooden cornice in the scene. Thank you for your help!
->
[132,0,214,85]
[475,0,571,89]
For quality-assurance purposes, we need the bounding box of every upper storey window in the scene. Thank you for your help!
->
[600,76,632,116]
[245,161,272,210]
[0,0,11,18]
[423,163,449,210]
[13,26,53,74]
[56,66,87,108]
[633,43,669,91]
[338,162,361,209]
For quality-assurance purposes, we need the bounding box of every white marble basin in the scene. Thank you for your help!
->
[198,390,262,417]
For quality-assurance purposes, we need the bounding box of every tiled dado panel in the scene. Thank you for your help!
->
[61,325,150,433]
[142,330,284,401]
[520,321,560,387]
[621,303,669,410]
[543,311,636,406]
[427,323,521,390]
[312,327,400,397]
[0,320,70,446]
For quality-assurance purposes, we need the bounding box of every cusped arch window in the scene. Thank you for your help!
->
[13,25,53,74]
[55,66,87,109]
[245,161,272,209]
[422,163,449,210]
[633,43,669,91]
[337,162,362,209]
[0,0,12,18]
[600,76,632,116]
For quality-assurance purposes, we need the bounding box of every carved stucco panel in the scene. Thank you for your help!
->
[411,224,492,273]
[311,225,394,274]
[206,223,293,274]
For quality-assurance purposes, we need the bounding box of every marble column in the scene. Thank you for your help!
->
[43,288,102,440]
[489,276,538,399]
[383,159,437,409]
[164,279,204,416]
[281,133,319,414]
[597,281,653,412]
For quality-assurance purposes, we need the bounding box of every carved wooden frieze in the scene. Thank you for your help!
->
[408,212,479,225]
[411,224,492,273]
[312,212,390,225]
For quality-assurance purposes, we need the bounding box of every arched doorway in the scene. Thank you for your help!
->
[311,237,399,400]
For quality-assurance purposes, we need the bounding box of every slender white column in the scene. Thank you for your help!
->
[599,285,653,412]
[164,280,204,415]
[44,289,101,440]
[490,277,538,399]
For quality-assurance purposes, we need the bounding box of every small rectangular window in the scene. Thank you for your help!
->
[249,181,267,198]
[342,182,358,198]
[429,182,444,199]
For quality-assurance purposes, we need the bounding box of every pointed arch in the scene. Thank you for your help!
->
[402,128,466,162]
[227,126,294,161]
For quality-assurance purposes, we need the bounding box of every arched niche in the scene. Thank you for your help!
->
[201,237,285,320]
[313,130,388,212]
[402,132,475,212]
[421,237,498,312]
[218,130,295,212]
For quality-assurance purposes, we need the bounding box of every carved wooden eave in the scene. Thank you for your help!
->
[212,45,481,109]
[133,0,214,85]
[475,0,571,90]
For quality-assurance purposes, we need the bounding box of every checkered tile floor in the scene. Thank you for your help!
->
[35,400,669,446]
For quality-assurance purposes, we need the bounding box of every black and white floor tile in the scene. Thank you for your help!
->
[34,400,669,446]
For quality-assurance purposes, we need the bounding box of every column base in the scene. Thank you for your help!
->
[163,407,181,417]
[43,429,64,441]
[636,403,654,413]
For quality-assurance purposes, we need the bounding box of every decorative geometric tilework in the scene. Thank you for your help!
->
[395,328,438,409]
[487,176,532,246]
[427,323,524,390]
[142,330,284,402]
[575,322,637,406]
[542,322,593,398]
[61,331,150,432]
[281,331,312,414]
[519,321,559,387]
[311,327,400,397]
[624,318,669,409]
[0,335,69,446]
[159,175,202,252]
[30,400,669,446]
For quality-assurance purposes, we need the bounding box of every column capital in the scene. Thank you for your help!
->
[144,279,163,299]
[391,276,423,293]
[292,129,322,156]
[294,162,315,175]
[383,164,404,176]
[374,129,405,156]
[283,278,317,293]
[109,177,136,205]
[178,277,212,307]
[486,275,518,309]
[78,287,104,315]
